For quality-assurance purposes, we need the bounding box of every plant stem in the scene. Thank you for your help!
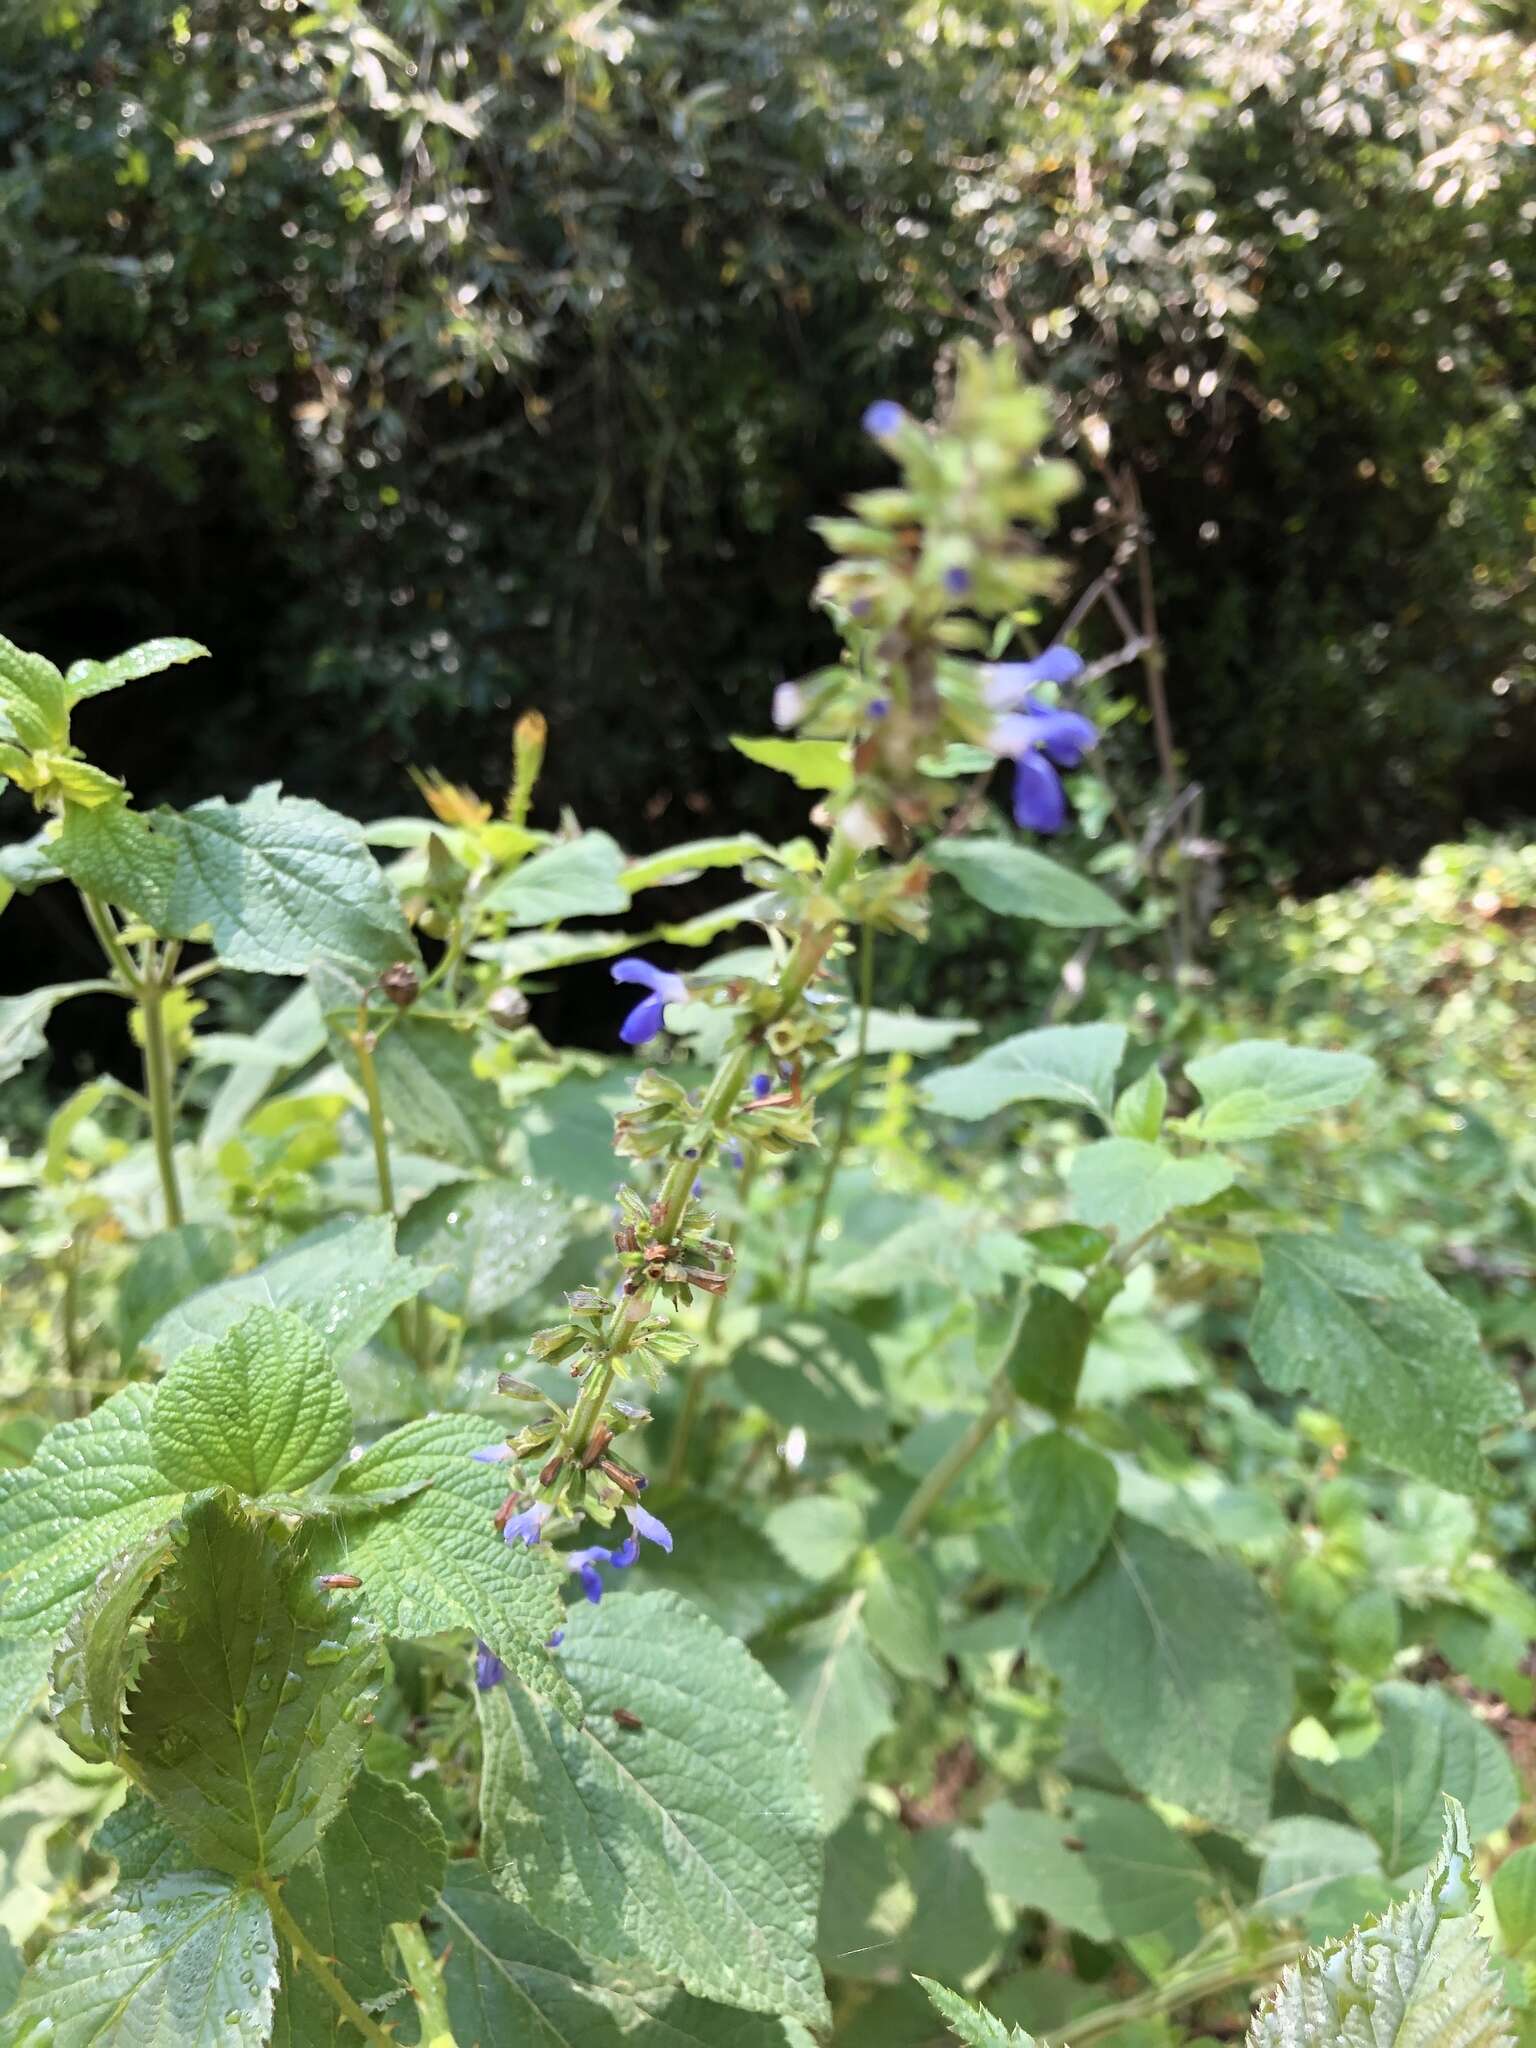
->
[352,1015,397,1217]
[80,891,140,988]
[894,1280,1031,1541]
[137,960,185,1228]
[392,1920,459,2048]
[666,1149,760,1487]
[1038,1940,1304,2048]
[792,920,874,1310]
[258,1877,396,2048]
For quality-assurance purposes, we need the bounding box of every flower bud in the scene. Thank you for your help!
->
[487,985,529,1031]
[379,961,420,1008]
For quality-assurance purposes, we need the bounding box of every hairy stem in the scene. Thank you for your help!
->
[258,1877,396,2048]
[137,962,185,1229]
[1039,1940,1304,2048]
[352,1015,397,1217]
[391,1920,458,2048]
[793,920,874,1310]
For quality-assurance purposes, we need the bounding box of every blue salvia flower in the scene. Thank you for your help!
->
[611,956,688,1046]
[982,645,1086,710]
[752,1072,773,1099]
[988,707,1098,835]
[502,1501,552,1547]
[862,400,907,441]
[626,1503,673,1554]
[566,1536,640,1605]
[475,1642,505,1690]
[470,1443,513,1464]
[547,1628,565,1649]
[944,566,972,596]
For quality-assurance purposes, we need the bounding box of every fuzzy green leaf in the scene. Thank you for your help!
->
[122,1497,384,1877]
[1248,1799,1512,2048]
[1292,1682,1518,1877]
[1251,1234,1518,1493]
[440,1862,806,2047]
[50,1532,175,1764]
[922,1022,1126,1123]
[481,831,630,922]
[863,1545,944,1685]
[0,1873,278,2047]
[305,1413,574,1714]
[764,1594,896,1835]
[917,1976,1036,2048]
[966,1788,1213,1946]
[479,1589,828,2029]
[398,1177,570,1322]
[0,634,67,751]
[0,1388,185,1639]
[148,1307,352,1499]
[64,636,210,705]
[1005,1431,1118,1594]
[1184,1039,1375,1142]
[1033,1516,1292,1836]
[1068,1137,1235,1242]
[928,838,1125,929]
[730,735,852,790]
[143,1216,429,1368]
[269,1768,446,2041]
[0,983,101,1086]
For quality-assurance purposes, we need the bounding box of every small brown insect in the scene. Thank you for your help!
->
[316,1573,362,1590]
[612,1708,644,1731]
[1061,1834,1086,1853]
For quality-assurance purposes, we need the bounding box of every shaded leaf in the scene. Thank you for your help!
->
[398,1177,570,1322]
[928,838,1124,928]
[1005,1432,1118,1594]
[764,1594,896,1835]
[921,1022,1125,1122]
[1068,1138,1235,1242]
[1184,1040,1374,1142]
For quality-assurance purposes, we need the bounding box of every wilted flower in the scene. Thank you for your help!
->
[612,957,688,1046]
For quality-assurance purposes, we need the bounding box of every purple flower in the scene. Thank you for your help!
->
[944,566,972,596]
[752,1072,773,1099]
[866,697,890,720]
[725,1143,746,1170]
[982,646,1086,710]
[503,1501,552,1548]
[547,1628,565,1650]
[475,1642,505,1690]
[987,707,1098,836]
[470,1443,513,1464]
[862,400,907,441]
[612,957,688,1046]
[626,1503,673,1554]
[566,1539,639,1605]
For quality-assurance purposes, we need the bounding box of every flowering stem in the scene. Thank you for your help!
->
[257,1877,395,2048]
[666,1149,760,1487]
[793,920,874,1310]
[391,1920,458,2048]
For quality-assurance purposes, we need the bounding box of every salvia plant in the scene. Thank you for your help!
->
[0,347,1529,2047]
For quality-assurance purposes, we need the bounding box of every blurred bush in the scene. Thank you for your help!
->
[0,0,1532,887]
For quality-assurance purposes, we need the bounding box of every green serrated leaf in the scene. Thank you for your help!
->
[0,983,101,1087]
[58,786,415,977]
[764,1594,896,1835]
[1251,1234,1518,1494]
[730,734,852,790]
[1254,1817,1385,1928]
[928,838,1125,929]
[1248,1798,1511,2048]
[398,1177,570,1323]
[148,1307,353,1498]
[97,1792,202,1885]
[480,831,630,922]
[864,1545,944,1685]
[922,1022,1126,1122]
[440,1861,804,2047]
[50,1532,175,1763]
[1292,1682,1518,1877]
[270,1768,446,2041]
[305,1413,574,1716]
[1068,1137,1236,1242]
[1033,1516,1292,1836]
[966,1787,1213,1946]
[1184,1039,1375,1142]
[0,1871,278,2047]
[0,633,67,752]
[917,1975,1036,2048]
[122,1497,384,1877]
[0,1388,184,1639]
[480,1589,828,2028]
[64,636,210,705]
[0,1638,53,1753]
[1005,1431,1118,1594]
[143,1216,428,1368]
